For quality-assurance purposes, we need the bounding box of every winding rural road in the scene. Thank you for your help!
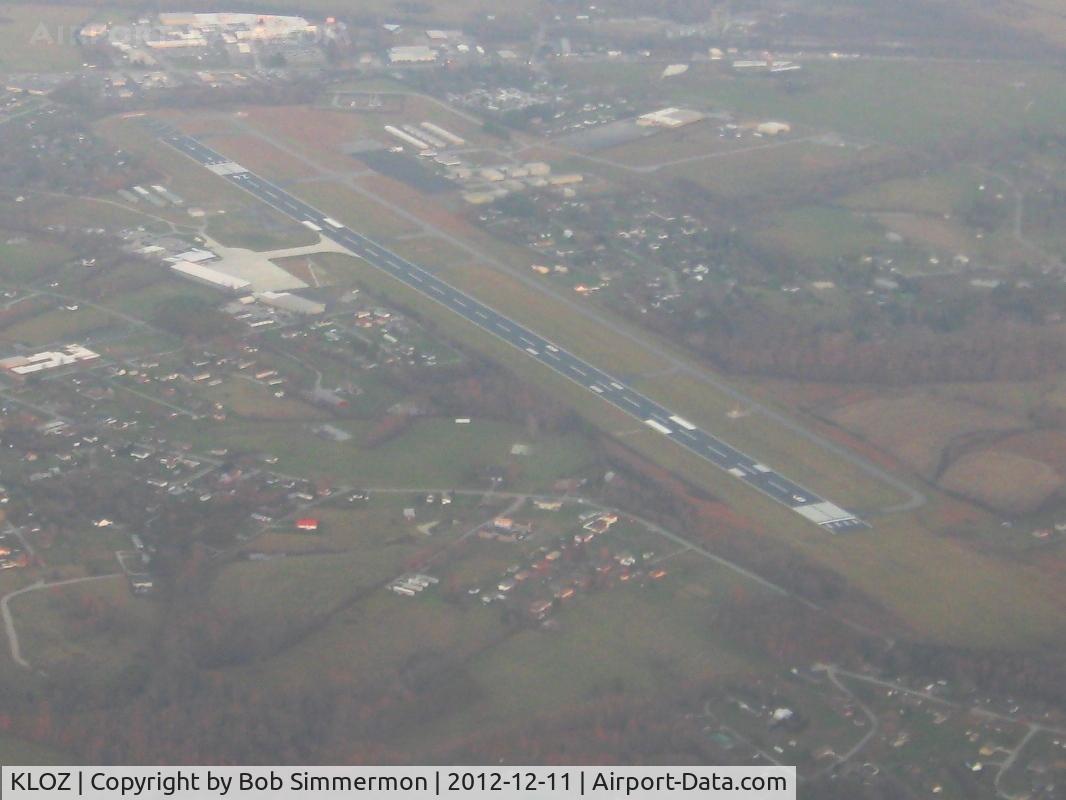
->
[1,573,122,671]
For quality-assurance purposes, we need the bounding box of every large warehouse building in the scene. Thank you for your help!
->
[170,260,252,294]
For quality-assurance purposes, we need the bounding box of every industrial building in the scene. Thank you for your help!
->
[384,125,430,150]
[255,291,326,315]
[170,260,252,294]
[155,12,315,40]
[420,122,465,146]
[388,45,438,63]
[756,121,792,136]
[547,174,584,186]
[170,248,215,264]
[637,107,706,128]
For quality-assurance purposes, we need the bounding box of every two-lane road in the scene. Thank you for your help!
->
[150,120,867,532]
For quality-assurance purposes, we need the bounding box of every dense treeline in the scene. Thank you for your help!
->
[0,667,717,765]
[637,289,1066,385]
[681,314,1066,385]
[875,641,1066,710]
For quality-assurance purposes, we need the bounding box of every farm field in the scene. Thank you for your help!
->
[0,305,117,346]
[211,527,781,753]
[162,415,594,492]
[204,378,327,421]
[842,168,985,217]
[591,121,755,168]
[0,235,73,282]
[430,570,760,738]
[827,393,1025,478]
[203,548,412,660]
[250,501,475,556]
[840,168,1031,269]
[29,194,179,235]
[818,508,1066,647]
[938,448,1063,514]
[10,576,157,688]
[815,380,1066,513]
[553,59,1066,151]
[0,4,90,72]
[752,205,890,268]
[95,279,218,320]
[761,372,1066,540]
[238,99,491,165]
[0,243,222,359]
[660,139,880,200]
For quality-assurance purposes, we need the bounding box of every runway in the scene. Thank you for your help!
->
[149,120,867,532]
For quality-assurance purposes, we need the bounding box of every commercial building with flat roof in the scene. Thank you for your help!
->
[170,260,251,294]
[256,291,325,315]
[0,345,100,379]
[388,45,438,63]
[637,107,706,128]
